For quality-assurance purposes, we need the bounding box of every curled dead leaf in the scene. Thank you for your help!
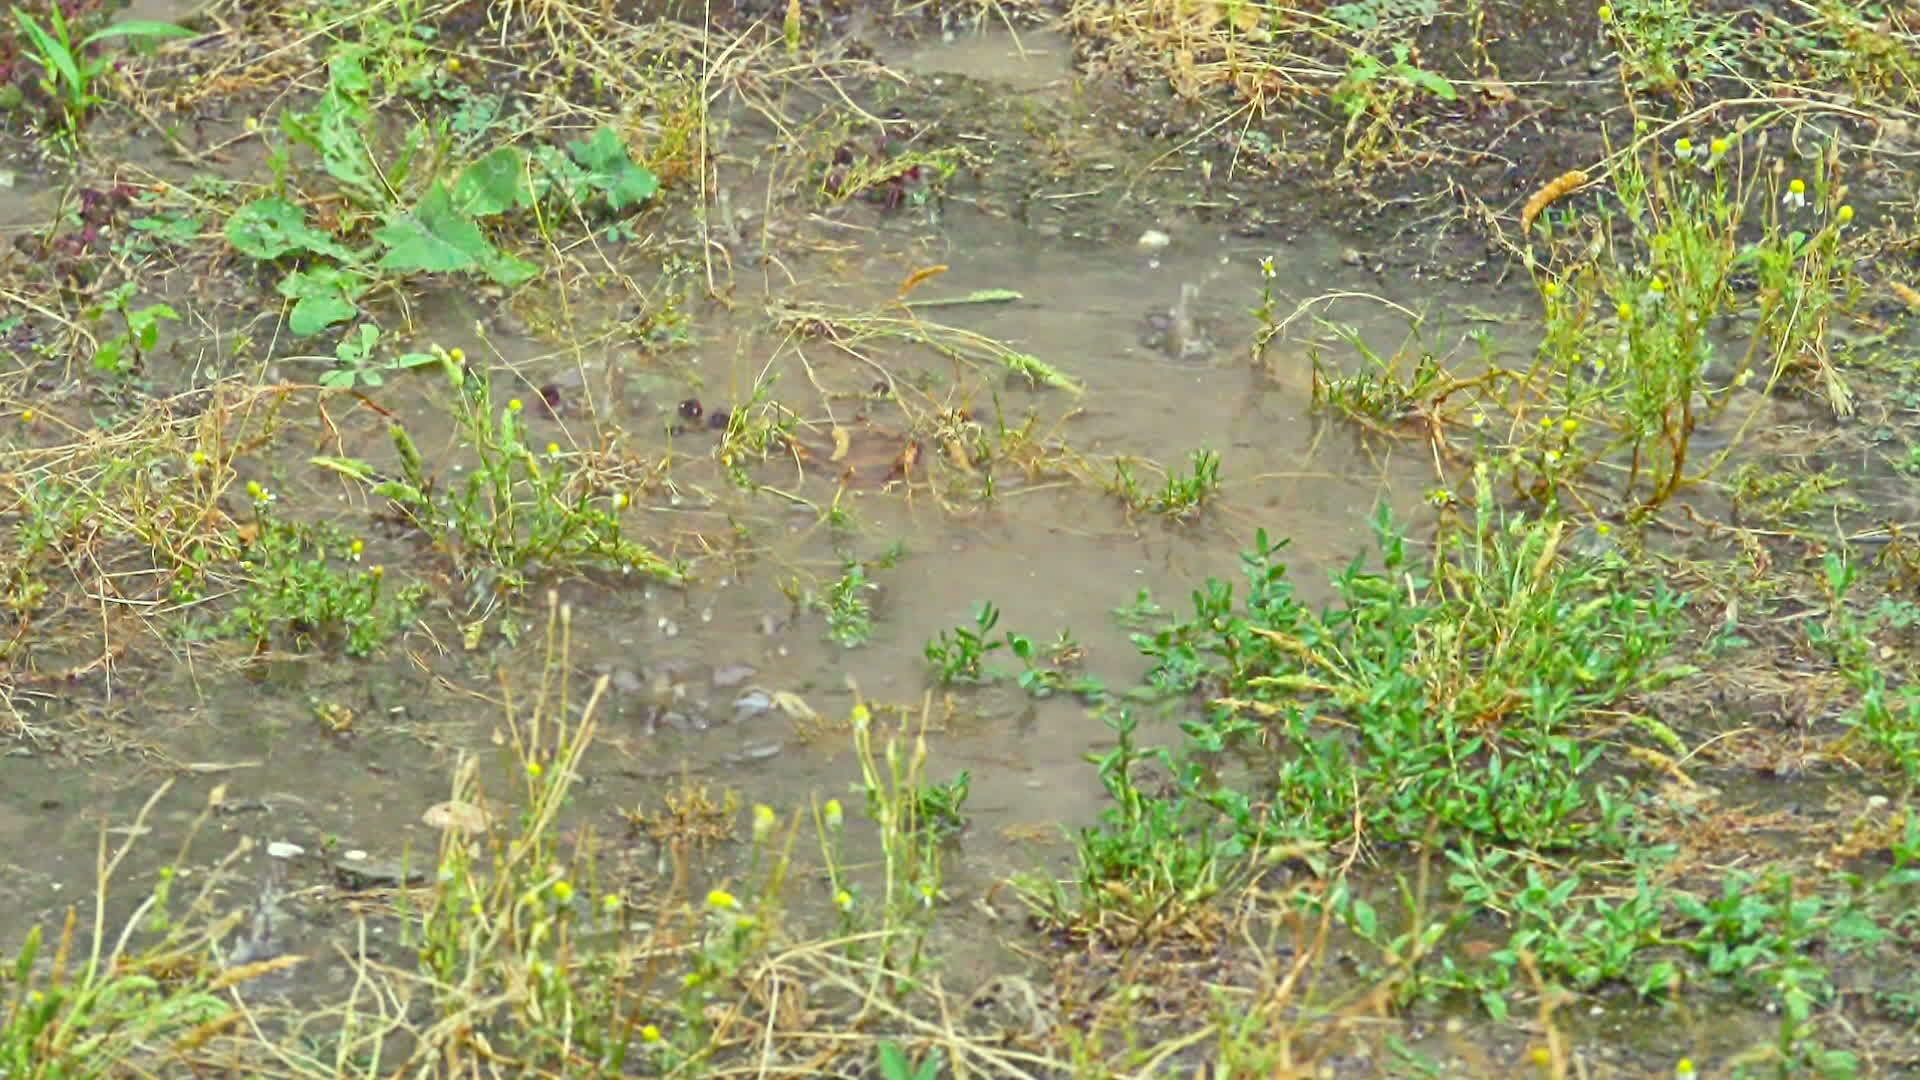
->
[422,800,491,832]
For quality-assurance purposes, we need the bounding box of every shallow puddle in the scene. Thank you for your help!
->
[4,10,1502,1021]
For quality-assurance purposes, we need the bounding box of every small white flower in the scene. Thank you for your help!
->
[1783,178,1806,210]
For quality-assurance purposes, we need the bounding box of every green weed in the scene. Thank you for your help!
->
[8,6,191,142]
[229,43,658,341]
[213,485,425,657]
[819,558,878,648]
[910,770,970,839]
[924,601,1005,685]
[313,347,682,594]
[83,281,178,377]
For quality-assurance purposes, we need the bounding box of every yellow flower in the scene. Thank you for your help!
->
[445,57,462,72]
[349,538,365,560]
[641,1024,662,1043]
[612,491,630,510]
[707,889,738,911]
[752,804,776,842]
[546,442,561,456]
[1616,302,1633,321]
[1597,3,1612,18]
[1709,137,1728,157]
[551,880,575,903]
[823,798,844,829]
[1837,204,1854,225]
[601,892,622,914]
[1541,281,1560,299]
[834,889,854,911]
[19,409,34,422]
[448,347,465,363]
[1560,418,1579,434]
[526,761,544,778]
[190,450,209,468]
[508,398,524,413]
[1673,137,1693,159]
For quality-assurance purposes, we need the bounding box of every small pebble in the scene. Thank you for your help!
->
[712,664,757,689]
[1137,228,1171,253]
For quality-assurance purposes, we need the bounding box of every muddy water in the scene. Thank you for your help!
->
[0,25,1486,991]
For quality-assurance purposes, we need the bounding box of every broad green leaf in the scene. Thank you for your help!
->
[289,295,358,336]
[565,125,659,211]
[277,264,370,302]
[375,182,493,275]
[480,250,538,287]
[453,146,533,217]
[227,198,348,260]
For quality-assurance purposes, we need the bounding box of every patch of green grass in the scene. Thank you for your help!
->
[208,488,424,657]
[315,347,682,595]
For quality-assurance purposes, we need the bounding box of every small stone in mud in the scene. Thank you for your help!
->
[733,690,774,719]
[712,663,756,689]
[1341,247,1364,266]
[611,668,644,694]
[758,613,787,636]
[707,409,731,430]
[728,742,784,764]
[677,398,703,421]
[1137,228,1171,253]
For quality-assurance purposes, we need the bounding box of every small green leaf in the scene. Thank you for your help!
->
[310,456,379,482]
[566,125,659,211]
[481,250,538,287]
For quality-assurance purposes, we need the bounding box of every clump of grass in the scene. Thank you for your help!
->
[0,781,294,1078]
[1273,122,1865,515]
[212,481,424,656]
[316,346,683,596]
